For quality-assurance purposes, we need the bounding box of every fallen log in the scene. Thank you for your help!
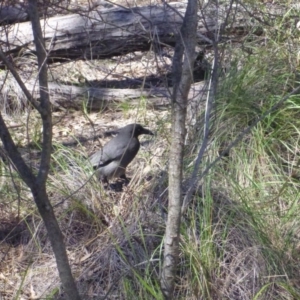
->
[0,2,216,63]
[37,81,207,111]
[0,0,115,25]
[0,72,207,114]
[0,4,28,24]
[1,1,298,65]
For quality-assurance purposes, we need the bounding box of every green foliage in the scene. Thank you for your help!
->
[2,1,300,299]
[178,4,300,296]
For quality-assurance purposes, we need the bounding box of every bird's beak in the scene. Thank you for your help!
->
[142,128,154,136]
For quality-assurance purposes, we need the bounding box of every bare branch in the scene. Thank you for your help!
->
[28,0,52,186]
[0,49,40,110]
[0,113,35,188]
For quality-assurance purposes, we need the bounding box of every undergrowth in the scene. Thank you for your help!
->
[1,1,300,299]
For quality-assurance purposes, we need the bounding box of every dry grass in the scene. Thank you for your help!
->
[0,12,172,298]
[0,101,169,299]
[1,0,300,299]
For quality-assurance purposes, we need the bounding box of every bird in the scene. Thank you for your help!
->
[89,123,154,183]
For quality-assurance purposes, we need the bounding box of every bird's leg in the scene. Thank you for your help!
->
[120,174,130,185]
[102,177,117,191]
[101,176,110,188]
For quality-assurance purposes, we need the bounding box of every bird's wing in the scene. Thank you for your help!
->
[89,137,131,169]
[91,156,114,169]
[89,149,115,169]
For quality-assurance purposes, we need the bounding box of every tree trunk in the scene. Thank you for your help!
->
[161,0,198,298]
[31,185,81,300]
[29,1,81,298]
[0,1,82,299]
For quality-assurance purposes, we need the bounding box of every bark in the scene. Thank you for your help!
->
[161,0,198,298]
